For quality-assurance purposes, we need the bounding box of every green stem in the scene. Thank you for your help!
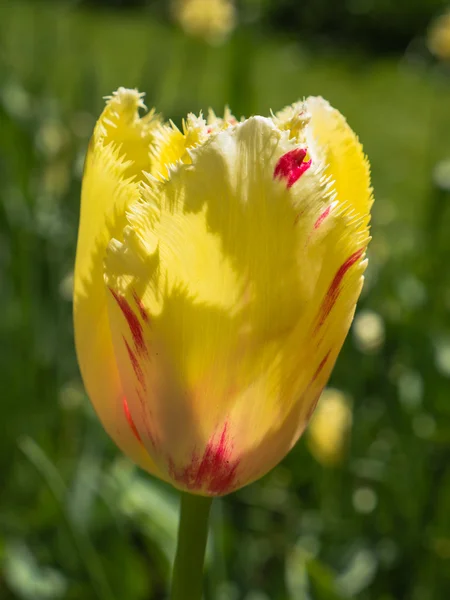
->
[170,492,213,600]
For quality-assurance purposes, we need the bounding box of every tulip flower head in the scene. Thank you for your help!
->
[74,88,372,496]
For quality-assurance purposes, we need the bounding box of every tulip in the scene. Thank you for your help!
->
[74,87,372,598]
[308,387,352,466]
[74,87,372,499]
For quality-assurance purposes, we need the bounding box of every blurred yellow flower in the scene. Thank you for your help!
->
[428,11,450,61]
[308,388,352,466]
[74,88,372,496]
[172,0,236,44]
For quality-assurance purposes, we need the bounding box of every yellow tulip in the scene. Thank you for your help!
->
[74,88,372,496]
[307,388,352,466]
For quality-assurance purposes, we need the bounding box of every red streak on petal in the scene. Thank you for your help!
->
[302,353,332,424]
[311,351,331,384]
[168,422,240,496]
[314,205,331,229]
[123,337,146,391]
[110,288,147,355]
[132,290,149,323]
[122,396,142,443]
[274,148,312,188]
[316,248,364,330]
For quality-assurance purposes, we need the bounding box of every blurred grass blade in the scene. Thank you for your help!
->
[306,556,350,600]
[18,436,115,600]
[3,539,68,600]
[67,430,104,531]
[102,460,179,561]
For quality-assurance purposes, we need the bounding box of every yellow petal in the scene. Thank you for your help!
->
[103,113,369,495]
[149,110,239,182]
[99,87,160,180]
[305,97,373,227]
[73,89,162,477]
[150,113,209,180]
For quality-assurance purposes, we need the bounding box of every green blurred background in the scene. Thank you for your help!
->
[1,0,450,598]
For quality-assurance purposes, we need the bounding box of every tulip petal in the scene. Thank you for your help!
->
[74,89,163,476]
[306,96,373,225]
[150,114,209,180]
[104,115,369,494]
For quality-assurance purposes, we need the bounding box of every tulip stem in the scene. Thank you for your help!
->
[170,492,213,600]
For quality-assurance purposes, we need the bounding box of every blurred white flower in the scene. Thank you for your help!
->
[1,81,31,119]
[434,338,450,377]
[352,487,378,514]
[353,309,385,353]
[433,158,450,192]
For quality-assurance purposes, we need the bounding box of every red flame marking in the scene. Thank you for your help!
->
[122,396,142,443]
[311,351,331,384]
[168,422,240,496]
[132,291,149,323]
[274,148,312,188]
[316,248,364,330]
[109,288,147,356]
